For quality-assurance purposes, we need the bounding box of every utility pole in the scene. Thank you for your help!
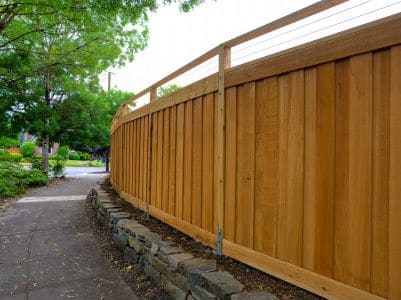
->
[108,71,111,92]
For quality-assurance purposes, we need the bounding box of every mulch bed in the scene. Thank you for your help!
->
[97,177,323,300]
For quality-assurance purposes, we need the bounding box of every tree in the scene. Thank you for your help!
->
[158,83,181,97]
[0,0,205,172]
[53,88,132,172]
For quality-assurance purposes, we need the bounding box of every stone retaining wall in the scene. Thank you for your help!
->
[87,184,278,300]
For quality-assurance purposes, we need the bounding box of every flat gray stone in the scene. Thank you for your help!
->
[142,231,161,247]
[190,284,217,300]
[124,246,140,264]
[231,291,279,300]
[159,245,184,263]
[128,236,144,253]
[109,211,131,220]
[144,260,160,281]
[178,258,217,285]
[201,271,244,299]
[168,252,194,270]
[161,274,188,300]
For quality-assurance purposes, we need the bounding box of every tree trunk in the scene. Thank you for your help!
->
[105,147,110,172]
[42,85,51,173]
[42,134,49,172]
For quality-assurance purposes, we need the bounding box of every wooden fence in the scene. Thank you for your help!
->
[110,2,401,299]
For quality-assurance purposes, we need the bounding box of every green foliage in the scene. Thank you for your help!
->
[0,136,20,148]
[20,142,36,158]
[54,89,132,150]
[68,153,80,160]
[48,156,57,161]
[30,156,43,171]
[158,84,181,97]
[52,155,66,178]
[57,146,69,159]
[10,153,23,162]
[0,149,8,156]
[78,151,90,160]
[0,162,48,197]
[0,0,204,171]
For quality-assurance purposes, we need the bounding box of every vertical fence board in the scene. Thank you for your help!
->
[202,93,214,232]
[183,101,193,223]
[314,62,335,277]
[277,70,304,266]
[348,53,373,291]
[303,67,317,270]
[235,82,255,248]
[192,97,203,227]
[156,111,164,209]
[371,49,390,298]
[389,45,401,300]
[151,114,158,207]
[136,118,141,197]
[169,106,177,215]
[176,103,185,219]
[224,87,237,241]
[162,109,170,211]
[254,77,279,257]
[334,58,350,284]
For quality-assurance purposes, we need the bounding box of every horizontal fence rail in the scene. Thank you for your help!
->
[110,2,401,299]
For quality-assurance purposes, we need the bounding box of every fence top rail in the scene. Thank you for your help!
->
[111,0,347,125]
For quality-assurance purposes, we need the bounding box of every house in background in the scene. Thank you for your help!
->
[19,132,59,155]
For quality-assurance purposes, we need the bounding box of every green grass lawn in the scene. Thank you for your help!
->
[49,160,105,167]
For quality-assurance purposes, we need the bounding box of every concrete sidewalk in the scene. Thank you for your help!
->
[0,175,137,299]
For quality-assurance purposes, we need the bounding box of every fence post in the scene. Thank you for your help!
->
[216,45,231,254]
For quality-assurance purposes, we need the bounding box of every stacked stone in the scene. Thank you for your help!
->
[88,183,278,300]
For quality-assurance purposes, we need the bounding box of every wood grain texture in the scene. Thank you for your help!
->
[168,106,177,215]
[314,62,335,277]
[175,104,185,219]
[162,109,170,211]
[254,77,279,257]
[202,93,214,232]
[348,53,373,291]
[183,101,193,223]
[371,49,390,298]
[333,59,350,284]
[192,97,203,227]
[156,111,164,209]
[277,70,305,266]
[235,82,255,248]
[303,67,317,271]
[389,45,401,300]
[151,114,158,207]
[224,87,237,241]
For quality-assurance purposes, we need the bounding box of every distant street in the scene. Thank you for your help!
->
[64,167,106,178]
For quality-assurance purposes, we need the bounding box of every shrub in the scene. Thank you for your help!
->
[68,153,80,160]
[57,146,69,159]
[0,162,48,197]
[78,151,90,161]
[31,155,42,170]
[10,153,23,162]
[0,136,20,148]
[0,149,11,162]
[52,155,66,178]
[20,142,36,158]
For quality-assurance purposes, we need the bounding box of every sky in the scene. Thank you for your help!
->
[100,0,401,106]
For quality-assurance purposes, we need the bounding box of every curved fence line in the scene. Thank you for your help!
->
[111,3,401,299]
